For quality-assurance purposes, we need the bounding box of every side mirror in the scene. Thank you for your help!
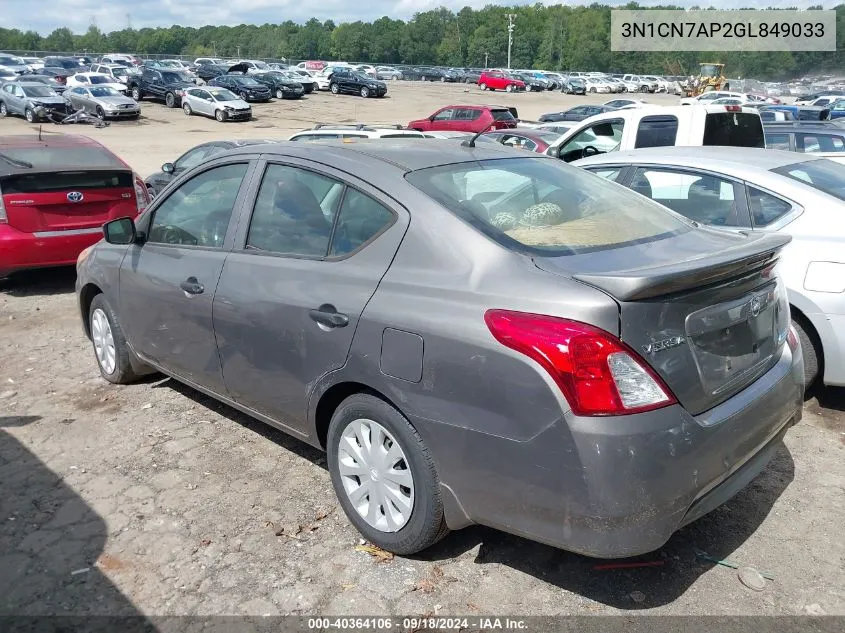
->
[103,217,137,245]
[161,162,175,173]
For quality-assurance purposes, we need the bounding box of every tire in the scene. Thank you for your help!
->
[239,92,249,101]
[440,76,446,83]
[525,85,531,92]
[165,92,175,108]
[215,109,226,122]
[276,88,284,99]
[506,84,514,93]
[360,86,370,98]
[793,318,821,388]
[640,85,649,93]
[89,294,140,385]
[183,102,192,116]
[330,83,339,94]
[96,106,105,119]
[24,107,35,123]
[0,102,7,117]
[327,393,449,555]
[421,76,427,82]
[131,86,142,101]
[589,87,596,93]
[479,83,487,91]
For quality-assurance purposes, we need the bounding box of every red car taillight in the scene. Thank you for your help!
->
[485,310,677,417]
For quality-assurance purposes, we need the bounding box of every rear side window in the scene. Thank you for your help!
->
[773,158,845,202]
[747,186,794,227]
[330,188,395,256]
[796,133,845,153]
[406,157,689,256]
[703,113,765,148]
[635,116,679,149]
[765,133,791,150]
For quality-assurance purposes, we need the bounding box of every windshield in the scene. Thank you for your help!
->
[700,64,722,78]
[0,146,123,168]
[89,75,112,84]
[90,87,120,97]
[236,77,262,86]
[160,61,181,68]
[22,86,57,97]
[773,159,845,201]
[111,67,129,79]
[209,89,238,101]
[163,71,191,83]
[253,61,269,70]
[405,157,689,255]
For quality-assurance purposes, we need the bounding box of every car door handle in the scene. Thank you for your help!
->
[309,304,349,328]
[180,277,204,295]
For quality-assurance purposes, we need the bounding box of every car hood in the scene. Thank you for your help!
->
[28,96,66,106]
[96,95,138,106]
[218,98,251,109]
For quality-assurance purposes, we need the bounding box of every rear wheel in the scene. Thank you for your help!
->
[24,107,35,123]
[525,85,532,92]
[640,85,649,93]
[165,92,175,108]
[506,84,514,93]
[327,393,449,555]
[215,109,226,122]
[183,102,192,116]
[131,86,142,100]
[589,87,596,93]
[793,318,821,388]
[360,86,370,98]
[89,294,139,385]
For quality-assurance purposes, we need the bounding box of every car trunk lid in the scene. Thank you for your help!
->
[1,167,137,233]
[534,229,792,415]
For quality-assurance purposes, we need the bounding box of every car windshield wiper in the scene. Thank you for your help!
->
[0,153,33,168]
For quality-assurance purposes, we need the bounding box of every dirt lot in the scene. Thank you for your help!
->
[1,83,844,619]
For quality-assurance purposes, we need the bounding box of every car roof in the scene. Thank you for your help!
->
[223,139,517,172]
[765,123,845,133]
[574,146,820,175]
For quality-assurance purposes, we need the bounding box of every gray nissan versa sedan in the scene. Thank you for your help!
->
[75,140,804,558]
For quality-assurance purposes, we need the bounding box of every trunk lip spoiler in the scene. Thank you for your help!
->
[568,233,792,301]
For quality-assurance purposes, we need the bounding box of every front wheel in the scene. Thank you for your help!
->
[330,83,339,94]
[276,88,284,99]
[640,85,649,93]
[0,102,7,117]
[165,92,176,108]
[327,394,449,555]
[183,102,192,116]
[360,86,370,98]
[525,85,531,92]
[24,107,35,123]
[479,83,487,91]
[89,294,140,385]
[440,76,446,83]
[96,106,105,119]
[215,109,226,122]
[506,84,514,93]
[131,86,142,100]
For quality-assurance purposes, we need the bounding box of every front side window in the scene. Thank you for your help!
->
[148,163,248,247]
[559,119,624,162]
[629,168,742,227]
[246,164,342,256]
[586,167,622,181]
[406,157,689,255]
[433,108,455,121]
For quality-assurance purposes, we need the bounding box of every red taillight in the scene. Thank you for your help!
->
[484,310,677,417]
[787,325,799,352]
[133,175,148,214]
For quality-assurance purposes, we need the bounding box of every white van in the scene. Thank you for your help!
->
[547,105,766,162]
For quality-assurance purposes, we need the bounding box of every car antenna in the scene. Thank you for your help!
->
[462,122,496,148]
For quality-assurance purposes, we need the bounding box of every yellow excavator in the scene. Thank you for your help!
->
[683,63,729,97]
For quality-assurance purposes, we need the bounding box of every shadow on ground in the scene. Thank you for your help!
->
[0,415,154,628]
[154,377,795,610]
[0,267,77,298]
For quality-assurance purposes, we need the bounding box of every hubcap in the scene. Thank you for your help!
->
[338,419,414,532]
[91,308,116,375]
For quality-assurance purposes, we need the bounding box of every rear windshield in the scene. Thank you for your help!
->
[772,159,845,201]
[0,146,124,169]
[492,110,515,122]
[1,170,132,194]
[89,75,111,84]
[703,113,765,148]
[405,157,690,256]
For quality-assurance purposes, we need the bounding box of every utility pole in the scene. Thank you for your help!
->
[506,13,516,70]
[484,51,488,68]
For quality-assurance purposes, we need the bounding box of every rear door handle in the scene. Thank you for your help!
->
[180,277,204,295]
[309,304,349,328]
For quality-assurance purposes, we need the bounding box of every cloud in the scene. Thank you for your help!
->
[3,0,841,35]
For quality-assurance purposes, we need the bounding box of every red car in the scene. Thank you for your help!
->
[0,134,149,279]
[478,70,525,92]
[408,105,518,133]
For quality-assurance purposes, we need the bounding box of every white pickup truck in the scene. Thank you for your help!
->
[546,105,766,163]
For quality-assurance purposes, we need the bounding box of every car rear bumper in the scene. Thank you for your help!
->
[0,224,103,278]
[417,343,803,558]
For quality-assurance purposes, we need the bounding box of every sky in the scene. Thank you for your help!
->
[3,0,838,36]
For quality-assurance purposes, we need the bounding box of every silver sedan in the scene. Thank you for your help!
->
[181,86,251,122]
[575,146,845,389]
[64,86,140,119]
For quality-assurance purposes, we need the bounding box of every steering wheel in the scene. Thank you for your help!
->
[582,145,600,157]
[158,225,198,246]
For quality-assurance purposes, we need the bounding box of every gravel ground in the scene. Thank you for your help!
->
[0,83,844,619]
